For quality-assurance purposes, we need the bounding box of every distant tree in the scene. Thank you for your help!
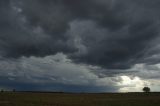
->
[1,89,4,92]
[143,87,150,93]
[13,89,16,92]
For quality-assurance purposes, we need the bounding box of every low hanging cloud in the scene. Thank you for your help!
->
[0,53,159,92]
[0,53,121,92]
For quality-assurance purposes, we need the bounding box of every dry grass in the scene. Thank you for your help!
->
[0,92,160,106]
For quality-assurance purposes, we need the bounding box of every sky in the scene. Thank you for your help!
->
[0,0,160,92]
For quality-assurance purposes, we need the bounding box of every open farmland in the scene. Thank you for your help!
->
[0,92,160,106]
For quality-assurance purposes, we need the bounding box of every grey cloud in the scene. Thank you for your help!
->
[0,0,159,92]
[0,53,159,92]
[0,0,160,71]
[0,0,76,58]
[129,64,160,79]
[0,53,120,92]
[69,20,159,69]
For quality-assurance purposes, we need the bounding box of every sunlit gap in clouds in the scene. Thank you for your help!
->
[118,76,149,92]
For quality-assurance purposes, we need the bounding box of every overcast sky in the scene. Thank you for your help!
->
[0,0,160,92]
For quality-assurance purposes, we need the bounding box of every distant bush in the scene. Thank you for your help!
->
[143,87,150,93]
[13,89,16,92]
[1,89,4,92]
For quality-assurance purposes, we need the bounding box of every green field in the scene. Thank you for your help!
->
[0,92,160,106]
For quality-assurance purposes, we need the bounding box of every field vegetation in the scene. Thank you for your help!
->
[0,92,160,106]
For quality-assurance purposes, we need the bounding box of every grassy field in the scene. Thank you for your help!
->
[0,92,160,106]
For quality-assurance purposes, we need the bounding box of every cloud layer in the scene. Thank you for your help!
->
[0,0,160,92]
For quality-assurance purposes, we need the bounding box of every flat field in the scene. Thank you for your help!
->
[0,92,160,106]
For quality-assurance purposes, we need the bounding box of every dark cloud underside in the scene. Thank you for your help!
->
[0,0,159,69]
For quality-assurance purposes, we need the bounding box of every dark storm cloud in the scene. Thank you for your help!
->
[66,0,160,69]
[0,0,160,70]
[70,20,159,69]
[0,77,118,92]
[0,0,76,58]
